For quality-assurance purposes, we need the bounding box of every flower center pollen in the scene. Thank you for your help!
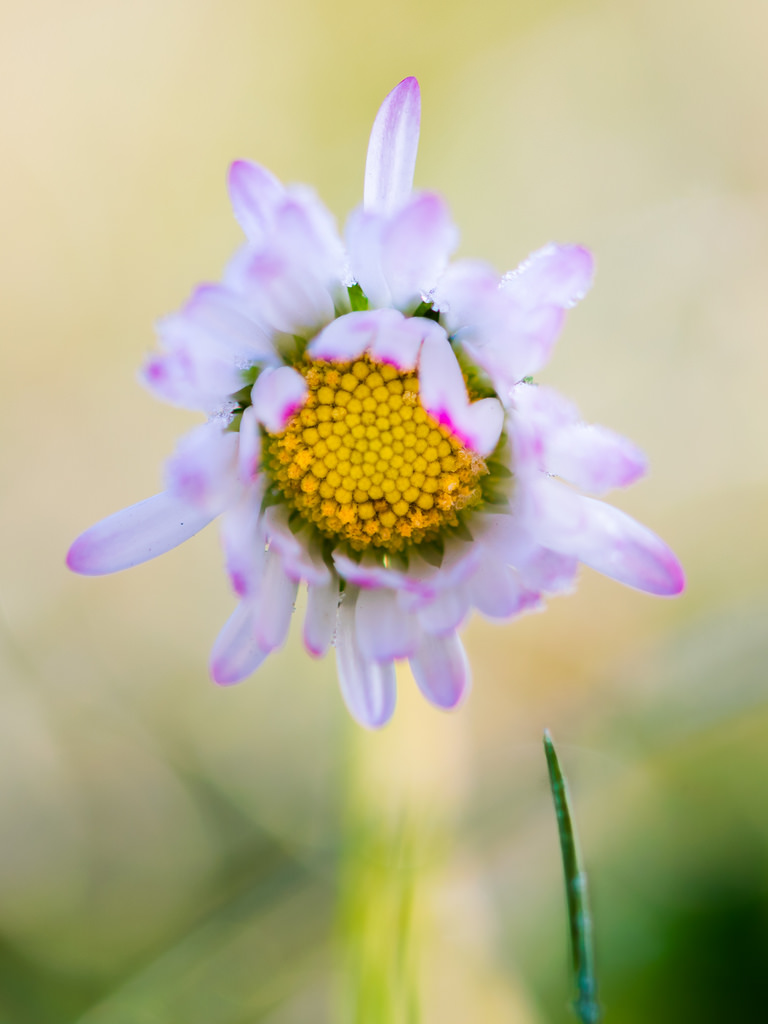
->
[264,357,488,552]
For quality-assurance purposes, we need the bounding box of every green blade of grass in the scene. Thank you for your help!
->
[543,729,601,1024]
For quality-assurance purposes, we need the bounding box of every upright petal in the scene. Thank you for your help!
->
[381,193,459,309]
[67,493,215,576]
[410,631,471,710]
[364,77,421,215]
[336,598,397,729]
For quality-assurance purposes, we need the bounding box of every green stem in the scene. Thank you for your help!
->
[543,729,601,1024]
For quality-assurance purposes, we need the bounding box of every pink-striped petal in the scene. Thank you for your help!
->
[501,244,594,309]
[364,77,421,215]
[67,492,215,576]
[336,597,397,728]
[251,366,308,434]
[356,587,421,661]
[303,576,339,657]
[418,331,504,456]
[228,160,284,244]
[410,631,471,710]
[210,601,270,686]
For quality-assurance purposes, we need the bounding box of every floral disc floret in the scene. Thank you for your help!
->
[264,354,487,552]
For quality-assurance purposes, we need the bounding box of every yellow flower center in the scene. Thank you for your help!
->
[264,356,488,552]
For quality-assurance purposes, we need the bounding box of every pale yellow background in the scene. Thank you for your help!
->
[1,0,767,1021]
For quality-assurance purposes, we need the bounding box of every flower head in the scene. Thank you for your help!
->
[68,78,684,728]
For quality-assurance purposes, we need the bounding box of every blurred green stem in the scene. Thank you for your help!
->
[544,729,601,1024]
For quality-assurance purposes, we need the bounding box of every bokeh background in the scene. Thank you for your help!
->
[2,0,768,1020]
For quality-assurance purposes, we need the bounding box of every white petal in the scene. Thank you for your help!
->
[381,193,459,309]
[469,560,541,619]
[364,77,421,215]
[164,422,239,514]
[67,492,215,576]
[228,160,284,244]
[345,207,391,309]
[253,549,299,650]
[417,585,471,635]
[356,587,421,661]
[501,243,594,309]
[264,505,331,585]
[237,406,262,485]
[335,596,397,728]
[303,576,339,657]
[220,489,267,598]
[528,478,685,596]
[251,365,307,434]
[410,631,471,710]
[546,424,647,495]
[418,331,504,456]
[209,601,270,686]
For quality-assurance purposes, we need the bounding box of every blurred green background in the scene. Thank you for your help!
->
[2,0,767,1020]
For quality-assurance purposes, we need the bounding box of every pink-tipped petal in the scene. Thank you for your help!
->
[529,479,685,596]
[381,192,459,309]
[210,601,270,686]
[546,424,648,495]
[410,631,471,710]
[364,77,421,215]
[418,332,504,456]
[304,577,339,658]
[253,549,299,650]
[367,308,423,370]
[345,207,391,308]
[307,311,377,363]
[356,587,421,661]
[501,244,594,309]
[228,160,284,243]
[67,493,215,576]
[336,597,397,728]
[251,366,308,434]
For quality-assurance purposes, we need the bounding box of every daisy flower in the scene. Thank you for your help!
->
[67,78,684,728]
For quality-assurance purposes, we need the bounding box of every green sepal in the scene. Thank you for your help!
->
[411,300,441,322]
[486,460,513,479]
[451,518,474,543]
[348,283,369,312]
[417,536,445,568]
